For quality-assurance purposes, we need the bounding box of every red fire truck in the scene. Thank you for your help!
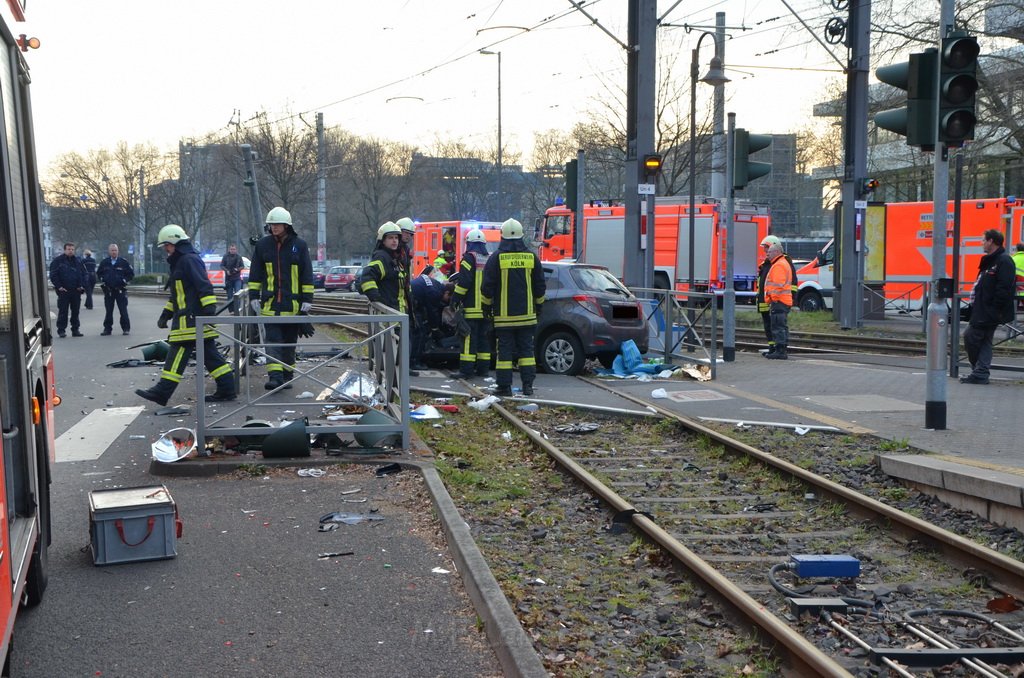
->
[536,197,771,295]
[0,1,56,669]
[795,197,1024,311]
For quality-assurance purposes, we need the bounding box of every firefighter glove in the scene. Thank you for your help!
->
[250,299,262,315]
[300,302,312,313]
[157,310,172,329]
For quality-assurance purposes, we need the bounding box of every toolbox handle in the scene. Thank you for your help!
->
[115,516,155,547]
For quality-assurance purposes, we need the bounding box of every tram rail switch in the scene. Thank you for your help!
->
[788,597,850,617]
[791,554,860,578]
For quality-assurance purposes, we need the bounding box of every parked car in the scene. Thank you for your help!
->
[324,265,362,292]
[311,264,328,289]
[421,262,649,376]
[202,254,250,286]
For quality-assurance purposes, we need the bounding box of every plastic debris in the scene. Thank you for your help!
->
[468,395,500,411]
[129,435,146,440]
[324,370,381,405]
[318,551,355,559]
[794,426,810,436]
[375,463,402,477]
[297,468,326,478]
[437,404,460,413]
[501,431,512,442]
[410,405,442,420]
[552,422,600,434]
[296,391,315,399]
[517,403,539,413]
[431,567,451,574]
[318,512,385,525]
[317,523,339,532]
[651,388,668,399]
[154,406,190,416]
[341,488,361,495]
[151,428,197,463]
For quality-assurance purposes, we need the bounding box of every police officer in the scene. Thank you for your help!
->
[48,242,87,338]
[410,268,451,369]
[82,249,98,310]
[248,207,315,391]
[480,219,545,396]
[451,229,492,378]
[135,225,236,406]
[756,235,798,356]
[96,243,134,336]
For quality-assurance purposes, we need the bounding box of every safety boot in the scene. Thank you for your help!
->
[281,371,294,390]
[206,374,238,402]
[265,372,285,390]
[521,383,534,396]
[765,345,788,360]
[135,379,177,407]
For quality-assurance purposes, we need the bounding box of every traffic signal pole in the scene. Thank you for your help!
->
[623,0,656,290]
[925,0,956,431]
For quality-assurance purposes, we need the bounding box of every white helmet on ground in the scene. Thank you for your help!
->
[466,229,486,243]
[500,218,524,239]
[157,224,188,246]
[265,206,292,225]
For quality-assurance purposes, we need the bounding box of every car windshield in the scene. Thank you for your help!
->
[329,267,344,274]
[205,261,222,271]
[570,267,631,296]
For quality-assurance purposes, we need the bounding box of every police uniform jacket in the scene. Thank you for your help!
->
[411,274,444,330]
[248,230,315,316]
[159,240,219,343]
[97,256,135,291]
[480,241,546,328]
[360,245,407,313]
[49,254,87,291]
[452,243,490,319]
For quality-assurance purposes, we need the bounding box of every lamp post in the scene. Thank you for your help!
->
[479,50,502,220]
[688,33,729,338]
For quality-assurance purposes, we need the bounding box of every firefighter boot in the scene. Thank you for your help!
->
[135,379,177,407]
[763,342,777,358]
[265,371,285,390]
[281,370,294,390]
[206,373,237,402]
[766,345,788,360]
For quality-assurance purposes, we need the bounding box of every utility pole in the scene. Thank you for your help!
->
[837,0,870,329]
[710,12,727,199]
[624,0,657,289]
[137,167,146,275]
[241,144,263,237]
[316,112,327,264]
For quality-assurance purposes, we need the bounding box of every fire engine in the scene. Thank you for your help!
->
[537,197,771,295]
[796,197,1024,311]
[411,219,504,277]
[0,0,56,669]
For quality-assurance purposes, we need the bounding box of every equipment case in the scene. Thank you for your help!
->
[89,485,179,565]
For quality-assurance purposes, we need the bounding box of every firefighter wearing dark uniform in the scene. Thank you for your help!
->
[452,229,492,378]
[480,219,545,396]
[755,235,798,356]
[359,222,407,312]
[135,225,236,406]
[248,206,315,391]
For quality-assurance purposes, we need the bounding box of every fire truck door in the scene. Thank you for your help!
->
[675,215,714,283]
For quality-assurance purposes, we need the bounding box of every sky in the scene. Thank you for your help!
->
[21,0,845,177]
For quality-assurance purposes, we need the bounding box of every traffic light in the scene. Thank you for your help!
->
[861,178,879,196]
[938,32,979,146]
[642,154,663,178]
[875,49,938,151]
[733,129,772,190]
[564,159,578,210]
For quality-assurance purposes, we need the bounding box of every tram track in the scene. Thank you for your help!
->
[439,377,1024,676]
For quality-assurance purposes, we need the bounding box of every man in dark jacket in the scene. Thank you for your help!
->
[961,229,1017,384]
[221,244,245,314]
[97,243,135,336]
[48,242,87,338]
[249,207,315,391]
[410,268,451,368]
[480,219,545,396]
[135,225,236,406]
[82,249,97,309]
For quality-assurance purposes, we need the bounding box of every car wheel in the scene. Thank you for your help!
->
[798,289,824,312]
[539,331,585,376]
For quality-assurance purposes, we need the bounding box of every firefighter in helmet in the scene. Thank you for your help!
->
[451,229,492,378]
[359,222,407,312]
[135,224,236,406]
[248,206,315,390]
[480,219,545,396]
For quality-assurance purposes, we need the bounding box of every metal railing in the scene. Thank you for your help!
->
[636,287,718,380]
[193,299,410,450]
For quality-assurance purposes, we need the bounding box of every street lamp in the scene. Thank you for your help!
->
[688,34,729,322]
[479,50,502,220]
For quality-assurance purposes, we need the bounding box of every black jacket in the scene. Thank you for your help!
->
[97,256,135,290]
[49,253,87,291]
[248,230,314,316]
[359,245,407,312]
[969,247,1016,327]
[221,252,244,282]
[452,242,490,319]
[411,274,445,330]
[83,255,97,285]
[160,241,219,343]
[480,239,546,328]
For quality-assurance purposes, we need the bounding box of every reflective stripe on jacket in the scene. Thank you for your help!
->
[163,241,218,342]
[248,232,314,316]
[764,255,793,307]
[359,248,407,313]
[453,251,490,319]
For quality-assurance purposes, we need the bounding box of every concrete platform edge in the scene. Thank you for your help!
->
[420,465,549,678]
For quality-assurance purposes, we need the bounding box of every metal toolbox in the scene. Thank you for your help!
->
[89,485,179,565]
